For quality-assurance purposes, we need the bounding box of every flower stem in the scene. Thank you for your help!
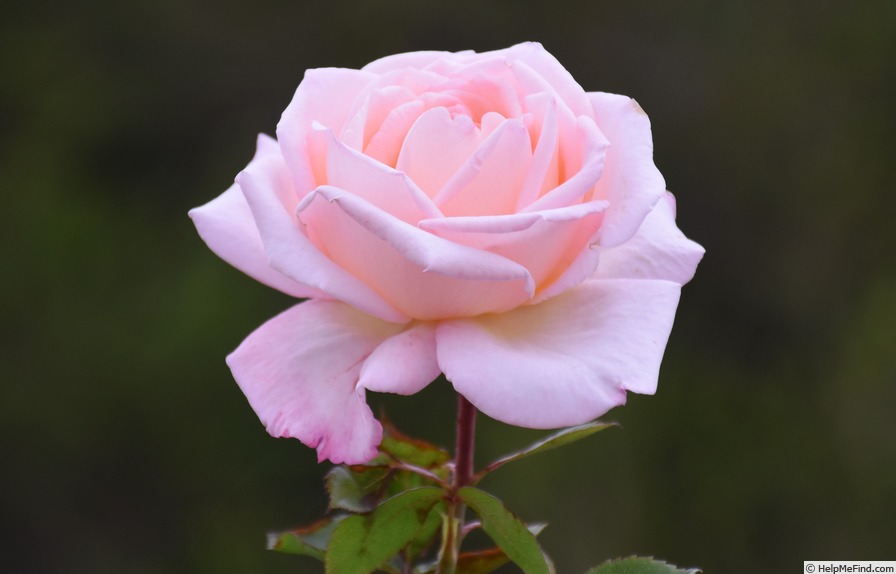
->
[436,393,477,574]
[454,393,477,489]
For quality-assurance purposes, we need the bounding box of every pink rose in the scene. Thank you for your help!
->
[190,43,704,464]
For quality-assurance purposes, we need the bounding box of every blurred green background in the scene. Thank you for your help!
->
[3,0,894,572]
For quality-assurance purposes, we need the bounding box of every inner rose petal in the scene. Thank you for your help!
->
[340,84,417,152]
[303,127,441,224]
[515,93,560,210]
[396,107,483,199]
[364,91,476,168]
[433,61,524,121]
[434,117,533,217]
[522,115,609,212]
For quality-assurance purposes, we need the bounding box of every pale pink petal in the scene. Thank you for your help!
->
[189,136,324,299]
[396,107,483,198]
[434,118,533,217]
[588,92,666,247]
[528,234,601,304]
[358,323,440,395]
[226,300,406,464]
[308,126,442,223]
[277,68,376,188]
[340,85,416,153]
[596,192,705,284]
[358,84,459,165]
[436,279,682,428]
[363,99,426,167]
[362,50,469,74]
[501,42,593,117]
[434,58,524,121]
[368,66,447,99]
[419,200,608,294]
[297,186,534,319]
[236,138,408,323]
[515,93,560,210]
[344,67,451,159]
[522,115,609,212]
[352,86,420,162]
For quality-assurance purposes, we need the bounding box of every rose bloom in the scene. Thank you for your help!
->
[190,43,704,464]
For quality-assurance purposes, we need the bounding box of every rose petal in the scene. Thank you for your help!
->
[434,117,533,217]
[236,138,408,323]
[358,322,440,395]
[419,200,608,294]
[588,92,666,247]
[521,115,609,212]
[277,67,376,188]
[297,185,534,319]
[309,126,442,223]
[362,50,471,74]
[396,107,483,199]
[436,278,682,428]
[227,300,405,464]
[189,136,324,299]
[596,192,705,284]
[362,99,426,167]
[502,42,593,117]
[515,93,560,210]
[434,57,525,121]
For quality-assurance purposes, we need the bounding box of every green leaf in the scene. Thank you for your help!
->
[326,465,392,513]
[268,514,348,560]
[585,557,702,574]
[443,523,546,574]
[477,422,615,482]
[380,419,451,470]
[326,487,444,574]
[403,500,445,565]
[458,487,550,574]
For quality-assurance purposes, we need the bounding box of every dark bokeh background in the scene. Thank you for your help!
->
[4,1,894,572]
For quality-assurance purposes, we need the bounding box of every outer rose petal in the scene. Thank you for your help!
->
[188,138,324,299]
[588,92,666,247]
[436,279,682,428]
[227,300,406,464]
[296,185,534,319]
[419,200,607,294]
[358,322,440,395]
[501,42,593,117]
[362,50,472,74]
[596,192,705,284]
[277,67,376,188]
[236,136,409,323]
